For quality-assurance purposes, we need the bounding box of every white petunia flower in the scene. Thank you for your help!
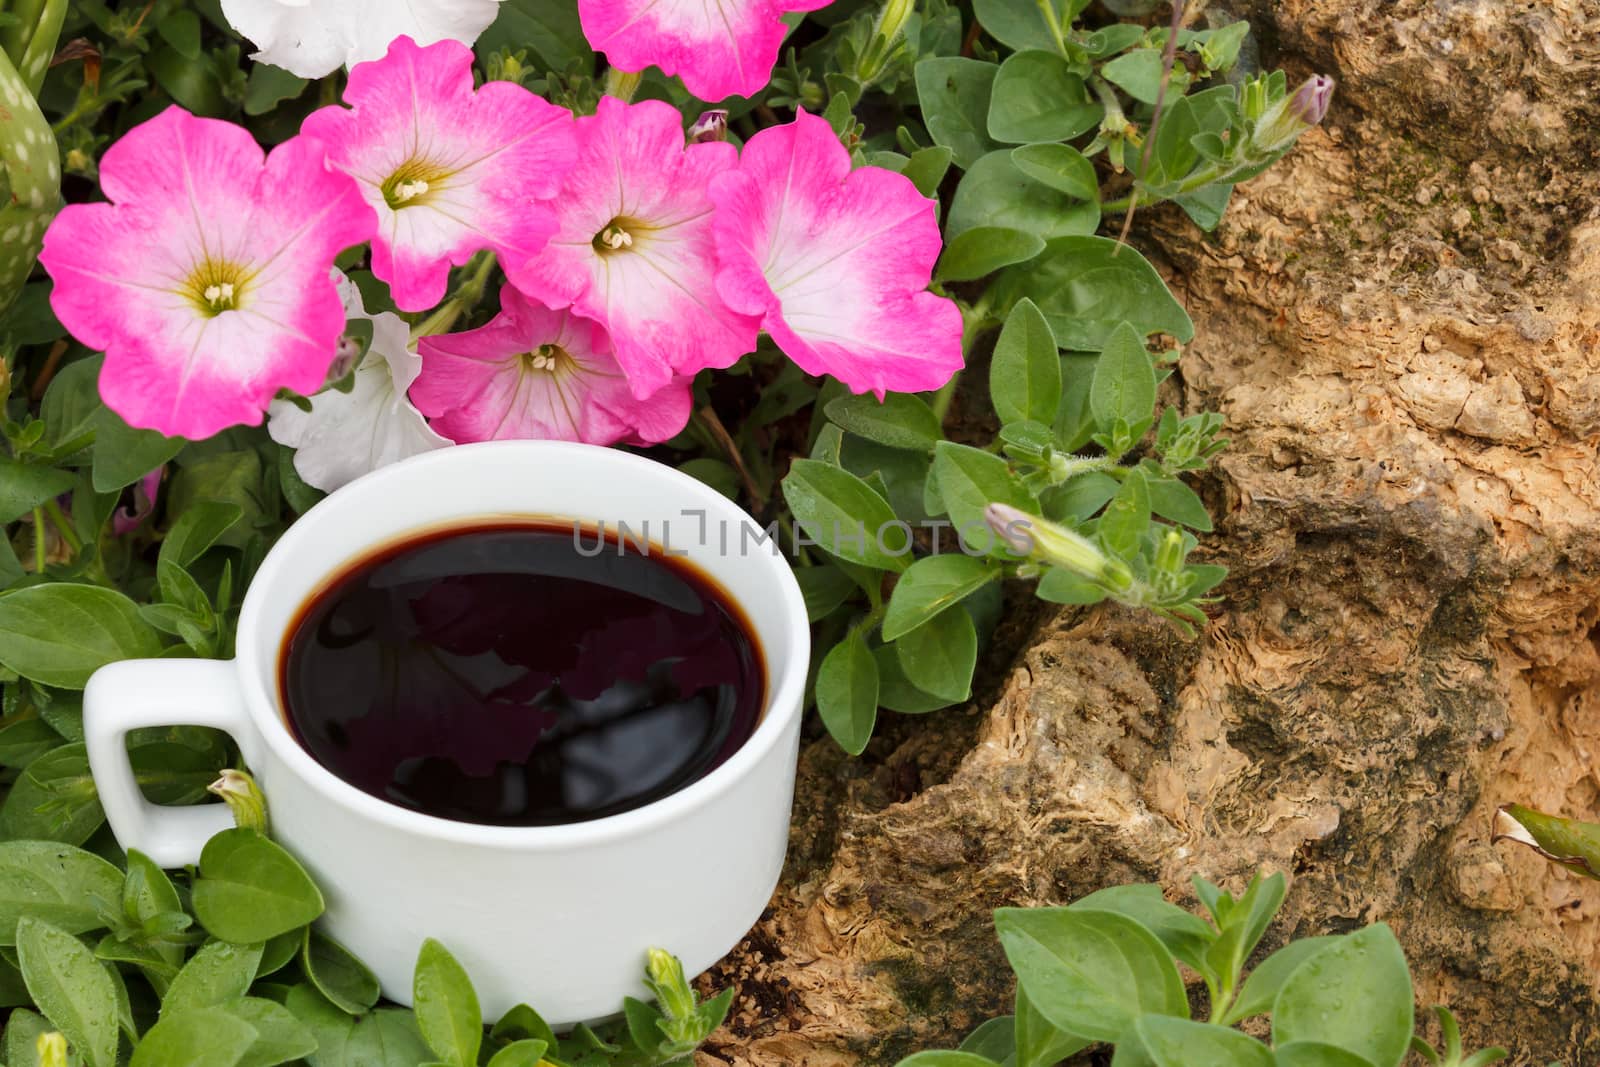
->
[268,273,451,493]
[219,0,506,78]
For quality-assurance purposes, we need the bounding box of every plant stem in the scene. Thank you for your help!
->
[604,66,643,102]
[408,251,496,341]
[43,500,79,553]
[930,373,961,424]
[30,508,45,573]
[1033,0,1067,57]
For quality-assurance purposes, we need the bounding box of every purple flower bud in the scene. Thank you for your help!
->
[688,110,729,144]
[112,465,164,537]
[1289,75,1335,127]
[984,503,1036,556]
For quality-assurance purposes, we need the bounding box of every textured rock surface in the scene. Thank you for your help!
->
[699,2,1600,1064]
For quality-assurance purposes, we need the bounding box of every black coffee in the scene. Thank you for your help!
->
[279,522,764,826]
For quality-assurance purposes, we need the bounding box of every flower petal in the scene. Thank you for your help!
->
[709,110,963,396]
[513,98,758,398]
[580,0,807,101]
[413,283,692,445]
[267,275,450,492]
[301,36,575,311]
[40,109,375,440]
[220,0,506,79]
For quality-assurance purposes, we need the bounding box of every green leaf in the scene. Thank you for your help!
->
[913,58,1000,171]
[0,585,163,689]
[4,1008,56,1067]
[1274,1045,1379,1067]
[896,1054,1002,1067]
[895,605,976,703]
[1035,567,1106,605]
[163,940,263,1015]
[0,458,75,526]
[166,452,264,551]
[491,1004,558,1049]
[286,984,434,1067]
[991,299,1061,427]
[1009,143,1099,201]
[902,145,954,198]
[994,907,1187,1043]
[959,1016,1015,1062]
[16,916,119,1067]
[937,227,1046,283]
[0,743,104,845]
[475,0,593,70]
[1133,1016,1272,1067]
[1204,871,1286,996]
[1015,986,1087,1067]
[0,841,122,942]
[243,63,308,116]
[1224,935,1343,1024]
[947,151,1100,241]
[994,236,1193,350]
[1145,475,1211,531]
[883,555,998,641]
[972,0,1073,52]
[782,459,911,572]
[796,566,860,623]
[156,10,202,58]
[873,645,951,714]
[91,406,184,495]
[192,829,326,944]
[1069,884,1215,974]
[1097,471,1150,560]
[931,441,1038,551]
[414,938,482,1067]
[303,928,381,1015]
[160,500,244,569]
[1090,323,1157,435]
[1492,804,1600,879]
[221,996,318,1067]
[0,714,62,769]
[816,633,878,756]
[487,1039,550,1067]
[987,51,1100,144]
[39,357,102,459]
[825,393,942,452]
[1272,925,1414,1067]
[1102,48,1167,104]
[130,1007,257,1067]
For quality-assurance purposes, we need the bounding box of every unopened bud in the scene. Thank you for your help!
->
[37,1032,68,1067]
[688,110,728,143]
[209,768,269,834]
[646,948,696,1021]
[985,503,1133,592]
[1251,75,1335,153]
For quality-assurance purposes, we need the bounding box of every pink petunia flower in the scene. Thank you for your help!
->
[579,0,831,102]
[512,97,759,400]
[300,35,576,313]
[39,107,375,440]
[708,110,964,398]
[412,284,692,445]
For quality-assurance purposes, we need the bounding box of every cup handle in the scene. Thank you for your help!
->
[85,658,258,868]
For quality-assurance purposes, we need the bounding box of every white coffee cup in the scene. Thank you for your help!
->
[84,441,809,1025]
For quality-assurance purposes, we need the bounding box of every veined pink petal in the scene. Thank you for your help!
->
[708,110,963,397]
[580,0,830,101]
[300,35,576,312]
[413,284,692,445]
[39,107,376,440]
[513,97,758,399]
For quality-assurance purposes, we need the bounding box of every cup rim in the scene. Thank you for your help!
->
[236,440,810,849]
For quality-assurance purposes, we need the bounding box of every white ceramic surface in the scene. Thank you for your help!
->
[84,441,809,1024]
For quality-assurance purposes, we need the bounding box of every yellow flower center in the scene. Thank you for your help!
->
[381,159,450,210]
[593,216,647,255]
[519,343,573,375]
[183,259,250,317]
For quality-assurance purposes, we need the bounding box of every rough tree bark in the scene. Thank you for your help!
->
[699,2,1600,1064]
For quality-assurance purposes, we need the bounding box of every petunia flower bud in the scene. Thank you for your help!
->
[646,947,698,1022]
[209,768,270,834]
[1251,74,1335,153]
[985,503,1134,593]
[688,110,729,143]
[36,1033,68,1067]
